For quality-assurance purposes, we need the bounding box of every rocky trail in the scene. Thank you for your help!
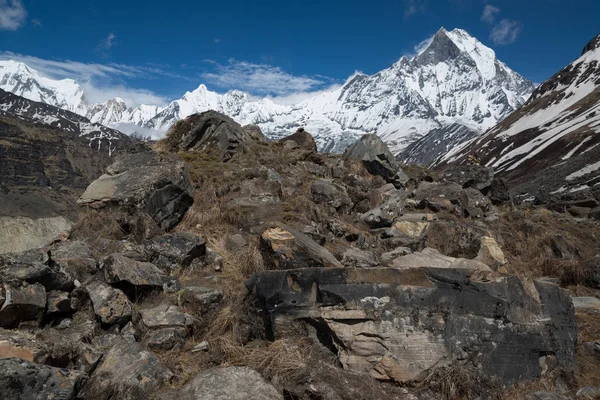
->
[1,110,599,400]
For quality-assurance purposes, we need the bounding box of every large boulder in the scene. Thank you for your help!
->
[78,148,193,231]
[0,358,86,400]
[0,282,46,328]
[391,247,492,273]
[166,111,258,154]
[101,253,177,294]
[245,267,577,385]
[280,128,317,152]
[242,124,266,142]
[177,367,282,400]
[442,165,494,191]
[311,179,352,212]
[86,281,132,326]
[144,232,206,272]
[260,223,343,269]
[0,216,72,255]
[0,249,74,292]
[79,339,173,400]
[343,134,408,186]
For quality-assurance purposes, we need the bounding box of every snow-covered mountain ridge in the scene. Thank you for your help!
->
[436,33,600,202]
[0,28,534,158]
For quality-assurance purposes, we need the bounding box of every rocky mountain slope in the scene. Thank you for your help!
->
[0,89,132,252]
[1,111,598,400]
[0,28,533,157]
[438,33,600,206]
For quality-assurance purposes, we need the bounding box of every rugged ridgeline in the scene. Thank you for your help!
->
[437,33,600,213]
[0,28,533,159]
[0,89,132,253]
[1,110,598,400]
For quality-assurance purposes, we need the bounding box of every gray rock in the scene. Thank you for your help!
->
[0,249,74,291]
[146,327,187,351]
[311,179,352,211]
[139,304,193,329]
[280,128,317,152]
[46,290,75,314]
[48,240,97,282]
[245,268,575,385]
[226,234,248,252]
[177,366,282,400]
[572,296,600,310]
[178,287,223,314]
[487,177,512,205]
[78,149,193,231]
[260,223,343,269]
[361,190,407,228]
[341,248,379,268]
[144,232,206,271]
[414,182,463,212]
[0,282,46,328]
[343,134,407,186]
[86,281,132,326]
[173,111,258,154]
[101,253,176,293]
[0,358,86,400]
[391,247,492,272]
[79,340,173,400]
[459,188,493,218]
[381,247,413,264]
[242,124,266,142]
[442,165,494,191]
[577,386,600,399]
[191,341,209,353]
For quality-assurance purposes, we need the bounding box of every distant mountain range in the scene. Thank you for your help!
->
[0,28,534,161]
[437,33,600,203]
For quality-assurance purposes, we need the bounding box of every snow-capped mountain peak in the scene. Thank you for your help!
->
[0,27,534,162]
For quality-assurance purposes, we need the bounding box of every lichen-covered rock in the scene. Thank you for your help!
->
[280,128,317,152]
[260,223,343,269]
[86,281,132,326]
[144,232,206,271]
[0,358,86,400]
[475,236,507,270]
[78,148,193,231]
[0,282,46,328]
[177,367,282,400]
[344,134,408,186]
[145,327,187,351]
[101,253,177,293]
[442,165,494,191]
[139,304,193,329]
[311,179,352,211]
[79,339,173,400]
[46,290,75,315]
[361,190,406,228]
[459,188,493,218]
[246,267,576,385]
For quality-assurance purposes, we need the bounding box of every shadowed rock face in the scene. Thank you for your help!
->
[280,128,317,152]
[78,146,193,231]
[245,267,577,385]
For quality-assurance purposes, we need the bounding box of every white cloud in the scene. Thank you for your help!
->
[0,52,175,107]
[481,5,500,24]
[414,34,435,54]
[404,0,425,18]
[213,38,220,43]
[98,33,116,51]
[201,59,329,96]
[31,18,41,27]
[266,84,343,105]
[80,82,168,107]
[490,19,521,45]
[0,0,26,30]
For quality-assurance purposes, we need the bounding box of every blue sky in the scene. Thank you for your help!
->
[0,0,598,106]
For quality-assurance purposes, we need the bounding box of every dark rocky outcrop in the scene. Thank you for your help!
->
[245,267,577,385]
[280,128,317,152]
[344,134,408,186]
[0,358,86,400]
[163,111,260,157]
[78,146,193,231]
[442,164,494,191]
